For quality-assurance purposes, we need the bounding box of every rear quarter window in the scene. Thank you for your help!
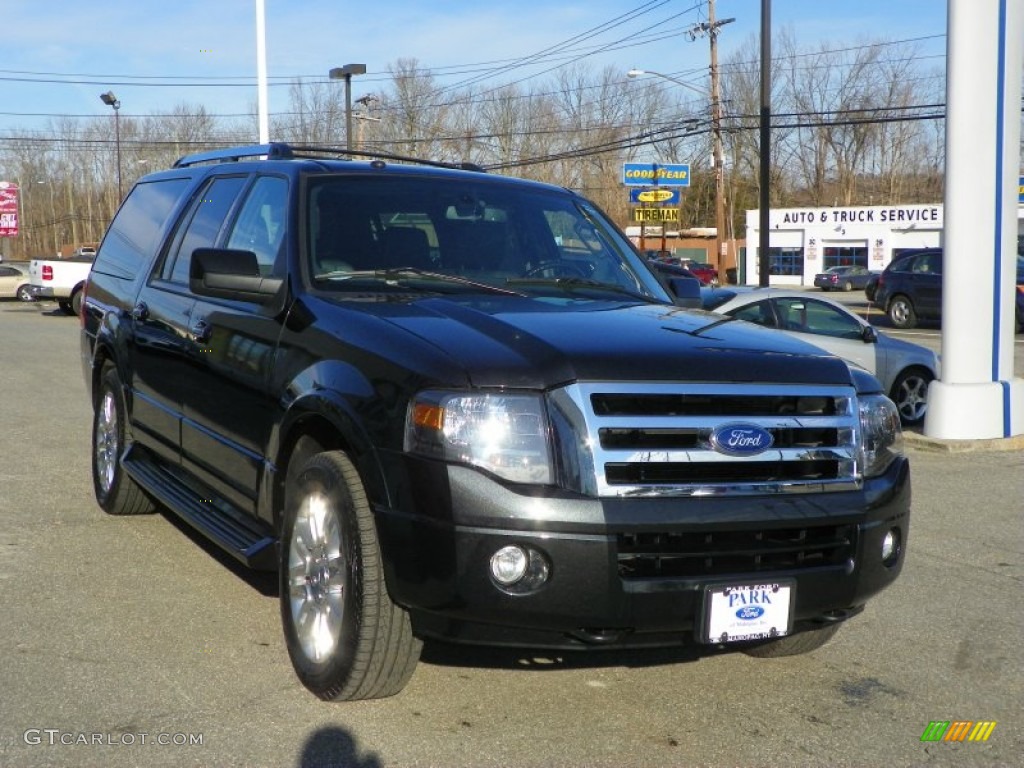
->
[94,178,192,279]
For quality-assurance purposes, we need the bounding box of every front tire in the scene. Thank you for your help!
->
[890,366,933,426]
[92,366,155,515]
[741,623,840,658]
[16,284,33,302]
[280,451,421,701]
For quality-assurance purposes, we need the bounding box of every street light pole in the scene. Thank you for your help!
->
[328,64,367,151]
[100,91,122,200]
[627,68,725,276]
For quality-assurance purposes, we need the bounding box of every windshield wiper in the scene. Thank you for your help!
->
[314,268,525,296]
[504,276,653,302]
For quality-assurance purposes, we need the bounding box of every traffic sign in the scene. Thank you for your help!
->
[623,163,690,187]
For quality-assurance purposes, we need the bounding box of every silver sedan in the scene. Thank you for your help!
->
[705,288,939,425]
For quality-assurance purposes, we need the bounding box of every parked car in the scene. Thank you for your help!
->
[28,254,95,315]
[864,272,880,302]
[813,265,877,292]
[0,263,33,301]
[645,252,719,286]
[873,248,942,329]
[704,287,939,425]
[645,257,703,283]
[81,142,908,701]
[679,259,719,286]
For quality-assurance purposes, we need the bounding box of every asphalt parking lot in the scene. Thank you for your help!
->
[0,297,1021,768]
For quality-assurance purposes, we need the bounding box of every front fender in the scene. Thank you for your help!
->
[265,359,395,526]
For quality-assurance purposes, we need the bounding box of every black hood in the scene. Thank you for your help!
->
[354,295,855,390]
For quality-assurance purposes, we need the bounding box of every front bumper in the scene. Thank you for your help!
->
[375,455,911,650]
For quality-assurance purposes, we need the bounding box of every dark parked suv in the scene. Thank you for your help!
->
[874,248,942,329]
[81,144,909,701]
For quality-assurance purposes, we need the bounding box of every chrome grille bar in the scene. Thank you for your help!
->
[553,382,862,497]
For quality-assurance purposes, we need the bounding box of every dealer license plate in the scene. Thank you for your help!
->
[702,582,794,644]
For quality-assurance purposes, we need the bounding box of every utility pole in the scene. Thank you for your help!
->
[689,2,734,282]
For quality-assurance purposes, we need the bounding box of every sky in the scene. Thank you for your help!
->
[1,0,949,138]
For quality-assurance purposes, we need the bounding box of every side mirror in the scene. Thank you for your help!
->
[862,325,878,343]
[667,276,703,308]
[189,248,283,303]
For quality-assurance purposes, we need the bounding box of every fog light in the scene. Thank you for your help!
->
[491,545,529,585]
[881,528,901,566]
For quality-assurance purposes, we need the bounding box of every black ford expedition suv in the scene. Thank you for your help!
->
[81,144,909,701]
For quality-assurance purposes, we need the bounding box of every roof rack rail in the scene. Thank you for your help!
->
[288,144,486,173]
[173,143,294,168]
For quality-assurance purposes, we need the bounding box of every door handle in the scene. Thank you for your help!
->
[190,318,212,344]
[131,302,149,321]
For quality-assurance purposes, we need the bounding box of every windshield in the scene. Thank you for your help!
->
[305,175,669,301]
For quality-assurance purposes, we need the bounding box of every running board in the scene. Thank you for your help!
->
[123,451,278,571]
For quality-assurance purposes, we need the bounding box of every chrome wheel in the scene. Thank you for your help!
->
[892,368,933,425]
[280,450,421,700]
[95,389,119,496]
[288,490,345,664]
[16,284,33,302]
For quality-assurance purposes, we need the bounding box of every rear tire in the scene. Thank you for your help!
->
[58,299,73,315]
[741,623,840,658]
[280,450,421,701]
[92,365,155,516]
[16,284,33,302]
[70,288,83,317]
[886,295,917,329]
[842,281,853,292]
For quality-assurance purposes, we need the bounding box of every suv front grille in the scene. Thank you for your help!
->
[617,524,857,579]
[551,382,862,497]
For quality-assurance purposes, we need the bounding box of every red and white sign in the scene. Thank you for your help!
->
[0,182,19,237]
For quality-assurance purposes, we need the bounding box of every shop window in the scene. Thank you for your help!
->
[766,247,803,276]
[822,246,867,270]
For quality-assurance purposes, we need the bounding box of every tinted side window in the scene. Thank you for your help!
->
[163,175,248,284]
[775,298,863,339]
[888,255,915,274]
[94,178,191,279]
[914,251,941,275]
[226,176,289,275]
[728,301,776,328]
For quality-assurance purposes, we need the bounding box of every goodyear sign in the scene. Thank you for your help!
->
[623,163,690,187]
[633,208,680,223]
[629,187,681,205]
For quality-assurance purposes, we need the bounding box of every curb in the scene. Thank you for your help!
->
[903,430,1024,454]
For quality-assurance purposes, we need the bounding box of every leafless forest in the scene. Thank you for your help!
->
[0,32,962,260]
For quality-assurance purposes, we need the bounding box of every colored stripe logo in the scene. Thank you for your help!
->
[921,721,997,742]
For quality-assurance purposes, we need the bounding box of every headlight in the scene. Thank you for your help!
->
[404,391,553,484]
[858,394,903,477]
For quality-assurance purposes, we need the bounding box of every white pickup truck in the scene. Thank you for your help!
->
[28,252,95,315]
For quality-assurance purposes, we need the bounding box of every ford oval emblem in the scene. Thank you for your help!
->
[736,606,764,620]
[710,423,774,456]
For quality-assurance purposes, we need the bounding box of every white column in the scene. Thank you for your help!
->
[255,0,270,143]
[924,0,1024,439]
